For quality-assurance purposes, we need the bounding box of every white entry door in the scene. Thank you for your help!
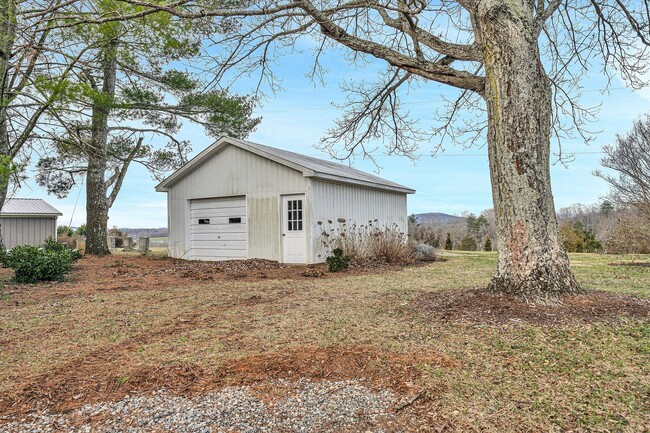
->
[282,194,307,263]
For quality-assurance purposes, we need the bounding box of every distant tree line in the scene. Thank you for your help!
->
[409,210,495,252]
[410,198,650,255]
[409,114,650,255]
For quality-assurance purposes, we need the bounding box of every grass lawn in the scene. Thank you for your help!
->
[0,252,648,431]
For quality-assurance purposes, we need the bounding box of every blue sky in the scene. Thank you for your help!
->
[17,45,650,228]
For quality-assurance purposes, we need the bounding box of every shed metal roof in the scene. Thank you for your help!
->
[0,198,62,217]
[156,137,415,194]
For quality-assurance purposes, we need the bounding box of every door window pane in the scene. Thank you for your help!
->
[287,199,304,231]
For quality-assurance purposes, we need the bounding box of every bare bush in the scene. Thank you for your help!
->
[412,243,437,262]
[318,220,418,265]
[409,223,440,247]
[595,116,650,220]
[57,233,78,249]
[604,215,650,254]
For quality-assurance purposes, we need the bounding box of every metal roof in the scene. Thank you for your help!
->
[156,137,415,194]
[0,198,62,217]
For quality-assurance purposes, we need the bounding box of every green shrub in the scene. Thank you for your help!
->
[460,235,477,251]
[43,238,83,260]
[57,225,74,237]
[326,248,349,272]
[561,221,603,253]
[75,224,87,236]
[0,239,81,283]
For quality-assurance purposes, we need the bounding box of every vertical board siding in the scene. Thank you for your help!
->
[0,217,58,249]
[167,145,309,260]
[310,180,408,263]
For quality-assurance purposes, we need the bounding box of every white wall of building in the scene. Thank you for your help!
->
[166,145,310,260]
[164,144,410,264]
[310,180,409,262]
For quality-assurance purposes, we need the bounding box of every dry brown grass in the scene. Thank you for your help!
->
[0,252,649,432]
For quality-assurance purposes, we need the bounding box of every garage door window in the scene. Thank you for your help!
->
[287,199,303,231]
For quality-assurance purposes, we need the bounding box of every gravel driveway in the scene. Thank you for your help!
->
[1,379,407,433]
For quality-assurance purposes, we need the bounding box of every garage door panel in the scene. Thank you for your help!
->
[190,208,246,218]
[192,251,247,259]
[190,197,245,210]
[190,216,245,226]
[191,232,246,241]
[192,241,246,251]
[190,196,247,260]
[190,224,246,235]
[191,246,246,253]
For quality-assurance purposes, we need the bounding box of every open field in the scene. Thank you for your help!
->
[0,251,648,432]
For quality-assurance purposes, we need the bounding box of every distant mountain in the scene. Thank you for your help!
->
[415,212,465,225]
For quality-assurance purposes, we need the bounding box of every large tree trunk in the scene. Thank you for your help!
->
[0,0,15,214]
[85,44,117,256]
[0,129,10,250]
[85,149,111,256]
[478,0,581,301]
[0,118,11,213]
[0,0,16,249]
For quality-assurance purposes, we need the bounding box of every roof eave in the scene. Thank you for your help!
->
[233,138,316,177]
[0,213,62,217]
[310,173,415,194]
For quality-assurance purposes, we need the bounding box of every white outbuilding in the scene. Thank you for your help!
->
[0,198,62,249]
[156,137,415,264]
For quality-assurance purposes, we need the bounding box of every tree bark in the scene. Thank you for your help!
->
[477,0,581,301]
[0,0,15,215]
[0,0,16,249]
[85,43,117,256]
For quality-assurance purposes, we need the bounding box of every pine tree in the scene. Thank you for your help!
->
[35,4,259,255]
[444,233,453,251]
[483,238,492,251]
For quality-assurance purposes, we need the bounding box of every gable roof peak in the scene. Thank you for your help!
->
[156,136,415,194]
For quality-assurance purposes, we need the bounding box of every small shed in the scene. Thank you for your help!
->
[156,137,415,264]
[0,198,62,249]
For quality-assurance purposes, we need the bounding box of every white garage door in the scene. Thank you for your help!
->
[190,196,247,260]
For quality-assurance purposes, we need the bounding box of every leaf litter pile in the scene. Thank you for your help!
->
[0,255,389,298]
[415,288,650,326]
[1,346,454,431]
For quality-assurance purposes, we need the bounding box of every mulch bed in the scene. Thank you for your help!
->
[414,288,650,326]
[609,261,650,268]
[0,255,421,298]
[0,346,456,417]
